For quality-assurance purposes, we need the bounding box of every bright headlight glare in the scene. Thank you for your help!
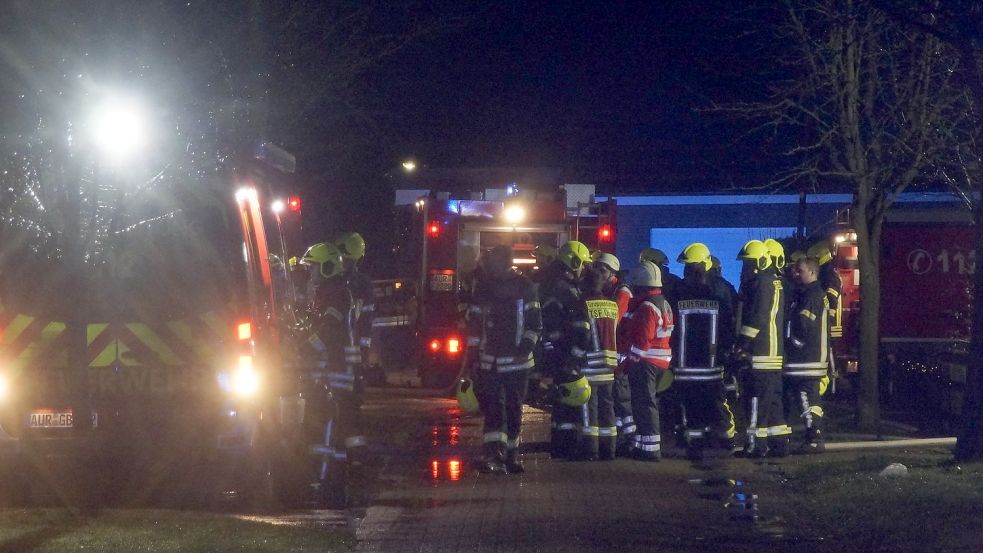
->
[232,357,260,397]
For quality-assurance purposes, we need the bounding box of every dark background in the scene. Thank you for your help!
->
[0,1,778,264]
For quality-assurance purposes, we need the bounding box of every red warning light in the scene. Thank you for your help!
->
[427,220,441,238]
[287,196,302,212]
[598,224,614,242]
[429,339,442,352]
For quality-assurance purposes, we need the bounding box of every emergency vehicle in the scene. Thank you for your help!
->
[823,197,974,418]
[0,142,345,509]
[384,184,615,387]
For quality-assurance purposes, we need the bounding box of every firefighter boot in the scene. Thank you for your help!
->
[798,429,826,454]
[505,448,525,474]
[767,435,790,458]
[478,443,507,475]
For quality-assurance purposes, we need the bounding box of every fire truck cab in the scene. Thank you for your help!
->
[386,184,615,387]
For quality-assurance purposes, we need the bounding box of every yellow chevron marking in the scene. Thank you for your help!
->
[126,323,181,366]
[3,315,35,345]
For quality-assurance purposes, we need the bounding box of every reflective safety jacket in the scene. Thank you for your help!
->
[570,293,619,382]
[785,280,830,377]
[672,277,734,382]
[467,271,542,373]
[819,264,843,338]
[622,289,674,369]
[539,262,583,375]
[613,282,632,321]
[310,278,360,392]
[738,270,785,371]
[345,269,376,349]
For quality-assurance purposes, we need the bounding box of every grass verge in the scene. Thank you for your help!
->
[779,448,983,552]
[0,509,352,553]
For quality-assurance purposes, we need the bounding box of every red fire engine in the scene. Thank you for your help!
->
[382,185,616,387]
[825,201,974,416]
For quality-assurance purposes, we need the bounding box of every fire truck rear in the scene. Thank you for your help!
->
[383,185,615,387]
[0,143,348,509]
[827,201,974,419]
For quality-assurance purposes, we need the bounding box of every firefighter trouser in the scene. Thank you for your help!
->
[677,380,736,449]
[476,368,529,458]
[627,361,664,459]
[582,380,616,459]
[786,376,824,441]
[613,372,635,449]
[745,371,791,454]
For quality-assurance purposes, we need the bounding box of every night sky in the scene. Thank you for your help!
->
[0,1,777,251]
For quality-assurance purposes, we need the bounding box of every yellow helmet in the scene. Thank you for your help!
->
[455,378,480,413]
[630,262,662,288]
[556,375,591,407]
[677,242,712,271]
[300,242,344,279]
[335,232,366,260]
[639,247,668,266]
[763,238,786,270]
[558,241,591,273]
[807,241,833,266]
[737,240,772,271]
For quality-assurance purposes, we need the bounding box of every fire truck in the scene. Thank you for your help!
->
[824,197,974,418]
[382,184,616,387]
[0,142,350,509]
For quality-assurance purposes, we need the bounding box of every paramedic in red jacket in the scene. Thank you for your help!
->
[622,263,674,461]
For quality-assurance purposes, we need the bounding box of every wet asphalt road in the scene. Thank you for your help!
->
[352,384,837,553]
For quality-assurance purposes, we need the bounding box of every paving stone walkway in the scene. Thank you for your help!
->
[354,388,832,553]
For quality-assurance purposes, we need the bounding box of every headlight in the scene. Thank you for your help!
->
[232,356,260,397]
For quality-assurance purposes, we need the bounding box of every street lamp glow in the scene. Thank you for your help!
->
[402,160,417,172]
[503,204,526,225]
[91,96,149,161]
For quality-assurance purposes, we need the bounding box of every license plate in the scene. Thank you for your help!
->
[429,274,453,291]
[28,409,98,429]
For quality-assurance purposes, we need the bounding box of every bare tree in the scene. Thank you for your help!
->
[716,0,969,430]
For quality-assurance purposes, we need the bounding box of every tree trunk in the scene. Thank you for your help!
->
[956,206,983,459]
[953,33,983,461]
[855,211,882,431]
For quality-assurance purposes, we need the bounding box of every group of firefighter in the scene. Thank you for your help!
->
[459,236,842,474]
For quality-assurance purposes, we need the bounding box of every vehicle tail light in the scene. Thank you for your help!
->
[237,321,252,341]
[288,196,302,212]
[430,339,442,352]
[428,220,441,238]
[447,338,461,354]
[598,224,614,243]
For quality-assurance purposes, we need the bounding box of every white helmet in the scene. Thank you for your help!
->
[630,261,662,288]
[594,253,620,272]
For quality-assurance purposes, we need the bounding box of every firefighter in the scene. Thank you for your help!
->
[622,263,674,460]
[466,245,542,474]
[673,243,737,460]
[594,253,636,453]
[540,240,592,460]
[785,256,830,453]
[335,232,374,377]
[735,239,791,457]
[808,241,843,339]
[639,247,681,306]
[300,242,367,470]
[571,262,620,460]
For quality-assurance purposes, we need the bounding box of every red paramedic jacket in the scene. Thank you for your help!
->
[622,289,674,370]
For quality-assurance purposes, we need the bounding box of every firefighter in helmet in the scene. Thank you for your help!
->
[594,253,636,454]
[785,255,830,453]
[570,257,620,460]
[334,232,376,392]
[299,241,367,487]
[807,241,843,339]
[735,239,790,457]
[622,262,674,460]
[640,247,681,308]
[540,240,592,460]
[672,243,737,460]
[466,245,542,474]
